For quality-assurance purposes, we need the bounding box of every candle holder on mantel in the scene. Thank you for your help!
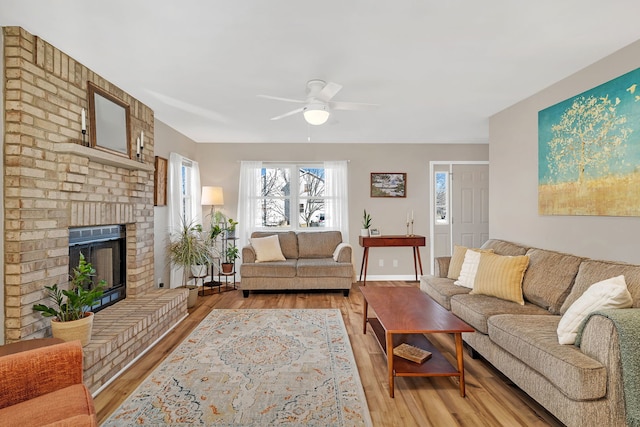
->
[410,219,414,236]
[81,129,87,147]
[406,221,410,236]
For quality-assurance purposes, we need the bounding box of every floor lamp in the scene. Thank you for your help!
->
[200,186,225,290]
[201,186,224,217]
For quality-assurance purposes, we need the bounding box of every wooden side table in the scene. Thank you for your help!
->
[359,235,426,285]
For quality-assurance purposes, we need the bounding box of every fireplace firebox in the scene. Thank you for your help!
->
[69,225,126,312]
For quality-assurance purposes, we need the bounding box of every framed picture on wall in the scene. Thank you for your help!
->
[370,172,407,198]
[154,156,167,206]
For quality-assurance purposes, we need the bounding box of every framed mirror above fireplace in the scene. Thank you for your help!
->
[88,82,131,158]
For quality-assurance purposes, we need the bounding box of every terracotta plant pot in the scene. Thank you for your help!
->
[221,263,234,274]
[50,312,94,346]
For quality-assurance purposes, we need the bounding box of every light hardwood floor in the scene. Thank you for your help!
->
[94,282,564,426]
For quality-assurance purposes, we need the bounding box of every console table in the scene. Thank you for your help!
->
[358,235,425,285]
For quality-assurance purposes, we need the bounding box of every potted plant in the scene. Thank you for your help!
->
[221,244,239,274]
[167,218,213,307]
[33,253,105,346]
[225,217,239,239]
[361,209,372,237]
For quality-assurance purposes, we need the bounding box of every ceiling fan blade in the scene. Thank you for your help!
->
[257,94,306,104]
[270,107,305,121]
[317,82,343,102]
[330,101,379,111]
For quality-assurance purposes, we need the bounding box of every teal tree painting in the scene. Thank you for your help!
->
[538,67,640,216]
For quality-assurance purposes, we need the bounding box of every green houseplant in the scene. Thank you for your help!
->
[221,244,239,274]
[361,209,372,236]
[168,218,213,286]
[225,217,239,238]
[33,253,106,346]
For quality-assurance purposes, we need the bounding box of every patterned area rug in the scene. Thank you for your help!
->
[103,309,372,426]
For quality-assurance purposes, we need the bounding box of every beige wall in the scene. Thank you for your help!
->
[489,39,640,264]
[195,142,488,278]
[153,119,199,288]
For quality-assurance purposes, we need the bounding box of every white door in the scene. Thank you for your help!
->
[430,162,489,273]
[451,164,490,248]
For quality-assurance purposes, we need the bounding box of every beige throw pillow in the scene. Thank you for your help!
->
[557,275,632,345]
[470,252,530,305]
[250,235,286,263]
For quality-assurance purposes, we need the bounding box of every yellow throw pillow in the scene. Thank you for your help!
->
[470,252,530,305]
[250,235,286,263]
[447,245,469,279]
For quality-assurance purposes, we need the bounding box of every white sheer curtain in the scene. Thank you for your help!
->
[237,161,262,255]
[168,152,202,288]
[324,160,349,242]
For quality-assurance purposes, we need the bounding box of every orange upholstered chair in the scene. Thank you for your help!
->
[0,340,97,427]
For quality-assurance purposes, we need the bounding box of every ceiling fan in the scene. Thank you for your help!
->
[258,80,378,125]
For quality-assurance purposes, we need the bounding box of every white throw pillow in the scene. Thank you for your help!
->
[250,235,286,263]
[557,275,632,345]
[454,249,482,289]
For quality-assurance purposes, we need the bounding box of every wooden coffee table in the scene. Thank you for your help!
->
[361,286,474,398]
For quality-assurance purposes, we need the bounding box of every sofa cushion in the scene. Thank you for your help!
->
[297,258,353,278]
[454,249,482,288]
[560,259,640,314]
[250,235,286,263]
[470,253,529,305]
[451,293,550,334]
[297,231,342,258]
[419,275,471,310]
[480,239,528,256]
[0,384,97,427]
[488,314,606,401]
[557,275,632,345]
[522,248,583,314]
[240,259,297,278]
[251,231,298,259]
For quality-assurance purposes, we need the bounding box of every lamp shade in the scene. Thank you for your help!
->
[303,103,330,125]
[201,186,224,206]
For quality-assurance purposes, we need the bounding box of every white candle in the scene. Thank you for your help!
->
[411,210,414,220]
[406,212,409,223]
[136,137,141,155]
[140,131,144,148]
[81,108,86,131]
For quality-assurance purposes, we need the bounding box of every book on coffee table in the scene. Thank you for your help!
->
[393,343,432,364]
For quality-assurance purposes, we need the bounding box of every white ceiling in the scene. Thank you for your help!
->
[2,1,640,144]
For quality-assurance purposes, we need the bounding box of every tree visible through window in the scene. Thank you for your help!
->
[260,164,326,229]
[435,171,448,224]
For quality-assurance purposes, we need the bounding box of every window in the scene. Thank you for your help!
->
[180,160,196,221]
[435,171,449,224]
[259,164,326,229]
[168,153,202,288]
[238,160,349,252]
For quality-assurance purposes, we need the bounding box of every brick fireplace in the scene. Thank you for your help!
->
[3,27,187,392]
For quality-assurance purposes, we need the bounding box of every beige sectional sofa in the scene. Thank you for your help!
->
[420,239,640,427]
[240,230,354,298]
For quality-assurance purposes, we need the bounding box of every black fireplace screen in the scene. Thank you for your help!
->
[69,225,126,312]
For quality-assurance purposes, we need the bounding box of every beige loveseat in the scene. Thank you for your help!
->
[240,230,354,298]
[420,239,640,427]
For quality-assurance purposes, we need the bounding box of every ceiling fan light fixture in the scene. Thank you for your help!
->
[303,103,330,125]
